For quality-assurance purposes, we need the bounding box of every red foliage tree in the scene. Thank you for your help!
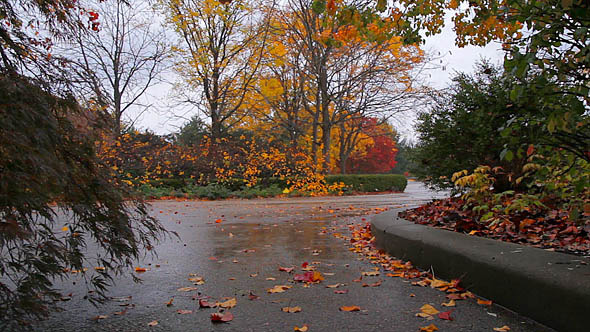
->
[348,135,398,174]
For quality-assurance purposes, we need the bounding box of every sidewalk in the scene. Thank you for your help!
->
[371,209,590,332]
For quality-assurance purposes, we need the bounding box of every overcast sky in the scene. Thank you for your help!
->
[128,12,507,138]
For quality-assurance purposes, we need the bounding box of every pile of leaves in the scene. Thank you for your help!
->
[399,198,590,256]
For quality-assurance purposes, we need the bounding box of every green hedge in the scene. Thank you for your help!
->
[325,174,407,192]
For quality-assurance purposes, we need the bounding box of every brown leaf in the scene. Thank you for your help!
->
[248,292,260,301]
[91,315,108,321]
[199,299,216,308]
[339,306,361,312]
[334,289,349,294]
[493,326,511,331]
[279,266,295,273]
[281,306,302,313]
[361,280,382,287]
[165,298,174,306]
[211,311,233,323]
[177,309,192,314]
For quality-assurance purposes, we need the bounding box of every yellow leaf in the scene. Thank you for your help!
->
[147,320,158,326]
[429,278,449,288]
[218,297,237,308]
[493,326,511,332]
[441,300,456,307]
[61,226,69,232]
[188,276,205,284]
[267,285,292,293]
[281,306,302,313]
[294,325,308,331]
[177,287,198,292]
[420,304,440,315]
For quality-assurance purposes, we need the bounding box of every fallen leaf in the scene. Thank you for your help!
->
[362,280,382,287]
[334,289,349,294]
[250,273,258,277]
[266,277,276,281]
[361,271,380,276]
[281,306,302,313]
[409,293,416,297]
[189,276,205,285]
[61,226,69,232]
[339,306,361,312]
[438,310,454,321]
[91,315,108,320]
[420,304,440,316]
[215,219,222,223]
[267,285,292,293]
[94,267,105,272]
[177,287,198,292]
[294,325,308,331]
[493,326,511,331]
[441,300,455,307]
[477,298,493,306]
[211,311,233,323]
[165,298,174,306]
[326,283,343,288]
[430,278,449,288]
[446,294,463,300]
[248,292,260,301]
[177,309,192,314]
[199,299,216,308]
[420,323,438,332]
[218,298,237,309]
[135,267,147,273]
[147,320,158,326]
[279,266,295,273]
[113,309,127,316]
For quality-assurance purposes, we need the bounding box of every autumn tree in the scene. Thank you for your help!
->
[163,0,272,140]
[63,0,170,135]
[0,1,166,328]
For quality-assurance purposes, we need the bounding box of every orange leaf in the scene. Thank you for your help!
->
[420,324,438,332]
[294,325,308,331]
[493,326,511,331]
[477,298,492,306]
[165,298,173,307]
[420,304,439,315]
[339,306,361,312]
[281,306,302,313]
[147,320,158,326]
[215,219,222,223]
[135,267,147,273]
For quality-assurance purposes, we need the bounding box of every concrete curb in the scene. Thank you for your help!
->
[371,209,590,332]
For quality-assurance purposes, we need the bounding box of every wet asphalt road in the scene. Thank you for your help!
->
[34,182,555,332]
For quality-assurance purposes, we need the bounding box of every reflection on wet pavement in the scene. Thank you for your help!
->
[33,183,552,332]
